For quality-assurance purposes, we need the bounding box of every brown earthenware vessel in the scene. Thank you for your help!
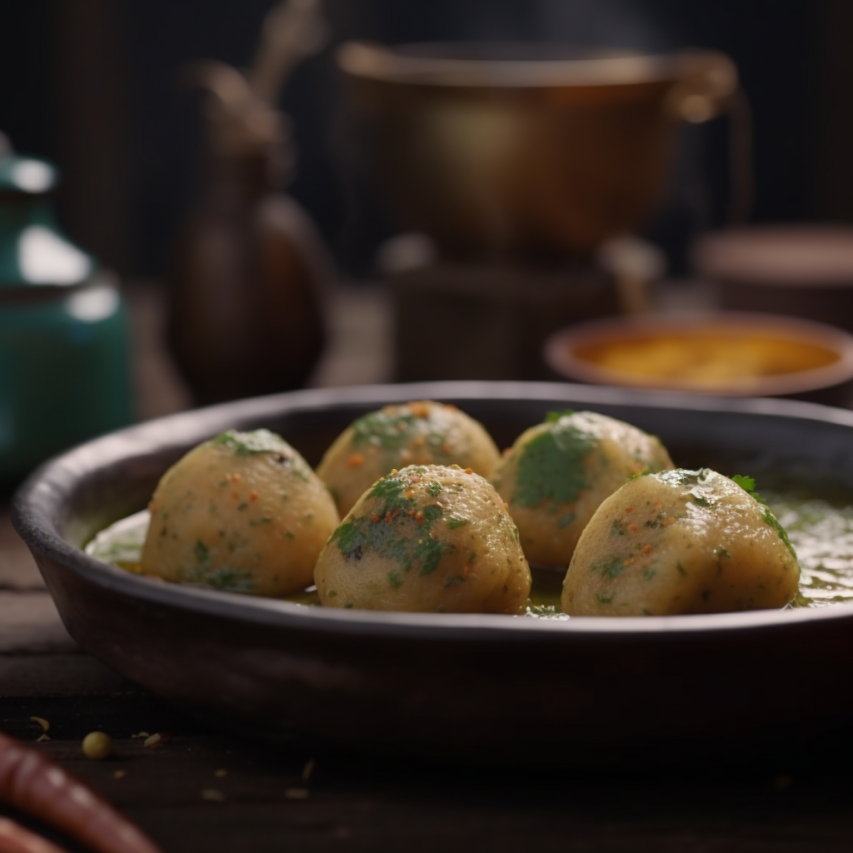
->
[12,382,853,766]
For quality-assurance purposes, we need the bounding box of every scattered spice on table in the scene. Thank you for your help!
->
[82,731,113,760]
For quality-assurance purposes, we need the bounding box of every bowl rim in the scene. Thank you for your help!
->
[13,380,853,642]
[691,224,853,287]
[337,40,726,90]
[543,310,853,397]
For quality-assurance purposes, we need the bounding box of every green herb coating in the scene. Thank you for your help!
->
[513,421,595,509]
[212,429,289,456]
[330,470,454,575]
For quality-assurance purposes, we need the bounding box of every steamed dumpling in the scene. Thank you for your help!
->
[562,468,800,616]
[316,401,500,516]
[141,429,339,596]
[491,410,673,566]
[314,464,531,614]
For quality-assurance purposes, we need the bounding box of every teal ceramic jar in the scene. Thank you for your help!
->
[0,152,133,488]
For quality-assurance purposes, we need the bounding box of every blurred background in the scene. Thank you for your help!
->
[2,0,853,482]
[5,0,851,276]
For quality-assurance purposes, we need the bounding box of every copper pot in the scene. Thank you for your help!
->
[338,42,737,260]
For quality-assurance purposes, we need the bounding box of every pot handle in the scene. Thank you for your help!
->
[665,50,738,123]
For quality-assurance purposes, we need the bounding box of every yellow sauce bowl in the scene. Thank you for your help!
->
[543,312,853,403]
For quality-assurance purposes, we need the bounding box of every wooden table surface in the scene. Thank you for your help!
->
[3,285,853,852]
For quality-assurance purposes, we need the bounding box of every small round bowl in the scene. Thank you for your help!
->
[543,311,853,405]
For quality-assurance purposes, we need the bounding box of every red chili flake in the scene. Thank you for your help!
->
[406,509,416,517]
[370,513,380,524]
[385,510,399,523]
[464,468,473,475]
[628,523,639,533]
[415,511,425,524]
[642,544,654,555]
[624,506,634,513]
[346,453,365,468]
[249,491,259,502]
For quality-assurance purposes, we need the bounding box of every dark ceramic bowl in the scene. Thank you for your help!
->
[12,382,853,765]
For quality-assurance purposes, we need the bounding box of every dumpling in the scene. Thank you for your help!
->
[314,464,531,614]
[490,410,673,566]
[316,401,500,517]
[141,429,339,596]
[562,468,800,616]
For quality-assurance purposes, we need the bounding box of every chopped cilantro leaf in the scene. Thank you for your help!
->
[332,471,453,574]
[421,504,443,525]
[212,429,288,456]
[194,540,210,564]
[513,420,594,509]
[417,538,450,575]
[732,473,767,505]
[368,474,409,509]
[762,508,798,561]
[205,568,255,591]
[594,557,628,579]
[351,408,446,452]
[330,522,364,559]
[732,474,756,493]
[544,409,575,423]
[627,468,650,482]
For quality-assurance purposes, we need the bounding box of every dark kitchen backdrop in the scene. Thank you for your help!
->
[3,0,851,280]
